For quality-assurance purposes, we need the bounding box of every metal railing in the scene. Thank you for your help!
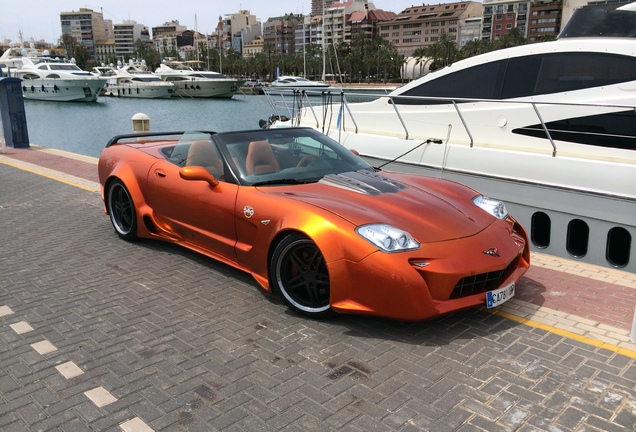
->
[264,88,636,158]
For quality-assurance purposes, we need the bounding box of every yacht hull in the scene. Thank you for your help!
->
[104,83,174,99]
[169,81,240,98]
[21,79,106,102]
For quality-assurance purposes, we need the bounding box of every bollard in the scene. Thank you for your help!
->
[132,113,150,132]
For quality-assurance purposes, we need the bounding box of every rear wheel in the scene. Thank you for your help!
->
[106,179,137,241]
[271,234,332,318]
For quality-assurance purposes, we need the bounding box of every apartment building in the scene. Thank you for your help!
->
[263,14,303,56]
[219,10,262,54]
[114,21,150,61]
[381,1,483,56]
[482,0,529,40]
[60,8,110,59]
[526,0,563,42]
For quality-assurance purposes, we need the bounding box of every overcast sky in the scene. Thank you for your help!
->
[1,0,444,45]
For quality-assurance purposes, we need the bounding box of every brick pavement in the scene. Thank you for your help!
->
[1,146,636,431]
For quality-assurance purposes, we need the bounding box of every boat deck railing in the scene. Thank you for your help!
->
[264,88,636,158]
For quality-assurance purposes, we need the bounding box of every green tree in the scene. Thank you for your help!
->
[134,39,161,70]
[73,44,90,70]
[493,27,527,50]
[458,38,492,60]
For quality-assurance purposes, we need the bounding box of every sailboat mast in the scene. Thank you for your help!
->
[322,0,326,82]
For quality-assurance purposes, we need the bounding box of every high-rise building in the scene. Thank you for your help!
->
[311,0,339,16]
[220,10,262,54]
[114,21,149,60]
[60,8,111,60]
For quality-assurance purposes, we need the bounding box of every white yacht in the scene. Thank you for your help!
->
[0,45,43,76]
[154,62,243,98]
[16,57,107,102]
[267,3,636,272]
[95,61,175,99]
[266,76,330,95]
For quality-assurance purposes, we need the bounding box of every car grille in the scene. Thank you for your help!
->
[449,261,515,299]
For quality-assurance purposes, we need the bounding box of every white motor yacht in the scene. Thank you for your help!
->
[16,57,106,102]
[267,3,636,272]
[154,62,243,98]
[266,76,330,95]
[0,45,43,76]
[96,61,175,99]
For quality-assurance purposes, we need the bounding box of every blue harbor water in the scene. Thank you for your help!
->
[21,95,278,158]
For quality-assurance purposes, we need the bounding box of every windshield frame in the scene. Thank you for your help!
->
[212,127,373,187]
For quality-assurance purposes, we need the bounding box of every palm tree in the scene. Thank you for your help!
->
[493,27,527,50]
[458,38,492,60]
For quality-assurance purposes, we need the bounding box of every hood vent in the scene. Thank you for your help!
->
[319,170,406,195]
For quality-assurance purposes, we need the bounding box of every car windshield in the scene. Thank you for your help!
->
[213,128,372,186]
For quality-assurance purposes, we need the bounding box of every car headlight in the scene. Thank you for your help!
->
[356,224,420,253]
[472,195,508,220]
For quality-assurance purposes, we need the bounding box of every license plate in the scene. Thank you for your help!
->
[486,281,515,308]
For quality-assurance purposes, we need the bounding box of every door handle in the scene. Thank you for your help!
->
[154,169,166,178]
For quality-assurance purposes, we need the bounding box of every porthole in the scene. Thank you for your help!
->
[531,212,551,248]
[566,219,589,258]
[606,227,631,268]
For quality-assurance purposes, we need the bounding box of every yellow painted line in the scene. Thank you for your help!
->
[0,158,98,192]
[493,309,636,359]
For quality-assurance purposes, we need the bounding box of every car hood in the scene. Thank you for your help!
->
[261,170,496,243]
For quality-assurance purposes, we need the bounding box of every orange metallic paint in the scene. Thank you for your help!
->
[99,134,530,321]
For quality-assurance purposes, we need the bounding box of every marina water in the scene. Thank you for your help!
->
[21,95,277,158]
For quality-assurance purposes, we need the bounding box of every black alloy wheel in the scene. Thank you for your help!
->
[107,179,138,241]
[271,234,332,318]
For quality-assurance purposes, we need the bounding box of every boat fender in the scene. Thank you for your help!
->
[136,88,139,94]
[196,85,200,90]
[31,86,35,92]
[41,85,45,92]
[22,86,27,92]
[54,85,59,92]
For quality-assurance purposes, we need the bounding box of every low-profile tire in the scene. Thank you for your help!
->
[106,179,138,241]
[271,234,332,318]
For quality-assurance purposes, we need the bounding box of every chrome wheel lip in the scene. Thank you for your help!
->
[275,239,331,314]
[108,183,134,236]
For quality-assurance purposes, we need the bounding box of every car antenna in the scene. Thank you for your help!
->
[376,138,443,170]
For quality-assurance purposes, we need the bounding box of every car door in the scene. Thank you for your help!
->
[146,158,240,263]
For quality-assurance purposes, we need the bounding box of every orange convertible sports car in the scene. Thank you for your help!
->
[98,127,530,321]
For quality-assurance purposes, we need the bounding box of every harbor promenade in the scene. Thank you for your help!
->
[1,145,635,431]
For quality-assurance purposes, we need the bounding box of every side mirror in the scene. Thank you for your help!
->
[179,166,219,188]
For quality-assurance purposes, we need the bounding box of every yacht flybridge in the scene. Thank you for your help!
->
[266,3,636,272]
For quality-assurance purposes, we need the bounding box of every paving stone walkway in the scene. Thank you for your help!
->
[1,146,635,431]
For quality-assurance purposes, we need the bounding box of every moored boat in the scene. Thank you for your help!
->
[94,61,175,99]
[154,61,243,98]
[16,57,106,102]
[265,76,330,96]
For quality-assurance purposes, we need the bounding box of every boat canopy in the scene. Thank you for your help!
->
[559,2,636,38]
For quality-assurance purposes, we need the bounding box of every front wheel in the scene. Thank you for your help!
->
[106,179,137,241]
[271,234,332,318]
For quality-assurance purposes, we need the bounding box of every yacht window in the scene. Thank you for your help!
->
[395,51,636,105]
[393,60,505,104]
[534,52,636,94]
[503,52,636,97]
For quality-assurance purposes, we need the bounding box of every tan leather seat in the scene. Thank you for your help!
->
[245,140,280,175]
[186,140,223,178]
